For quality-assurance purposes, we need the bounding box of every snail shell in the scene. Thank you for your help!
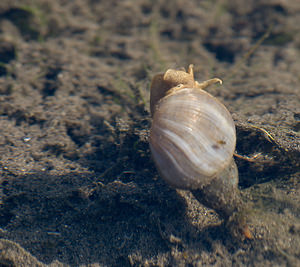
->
[150,86,236,190]
[149,65,250,237]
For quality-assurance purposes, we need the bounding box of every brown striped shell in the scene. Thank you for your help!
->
[149,86,236,190]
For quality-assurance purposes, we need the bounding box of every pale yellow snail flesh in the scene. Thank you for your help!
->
[149,65,252,239]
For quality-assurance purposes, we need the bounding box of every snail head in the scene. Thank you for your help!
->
[150,65,222,116]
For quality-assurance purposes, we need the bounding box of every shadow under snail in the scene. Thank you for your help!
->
[149,65,252,239]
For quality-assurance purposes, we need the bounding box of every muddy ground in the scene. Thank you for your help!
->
[0,0,299,266]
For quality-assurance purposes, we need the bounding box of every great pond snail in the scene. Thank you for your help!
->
[149,65,252,238]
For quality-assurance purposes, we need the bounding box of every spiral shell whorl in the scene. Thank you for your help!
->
[150,87,236,190]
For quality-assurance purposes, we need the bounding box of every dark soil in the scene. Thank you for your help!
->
[0,0,299,266]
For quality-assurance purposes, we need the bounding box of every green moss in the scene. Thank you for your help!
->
[4,4,48,41]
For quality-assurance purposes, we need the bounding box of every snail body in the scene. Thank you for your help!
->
[149,65,250,237]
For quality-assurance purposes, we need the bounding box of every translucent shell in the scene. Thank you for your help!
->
[149,87,236,190]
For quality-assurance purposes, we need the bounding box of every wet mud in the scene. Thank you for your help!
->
[0,0,299,266]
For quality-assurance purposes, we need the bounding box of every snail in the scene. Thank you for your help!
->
[149,65,252,238]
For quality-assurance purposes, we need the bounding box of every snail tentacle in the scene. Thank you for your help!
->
[195,78,223,90]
